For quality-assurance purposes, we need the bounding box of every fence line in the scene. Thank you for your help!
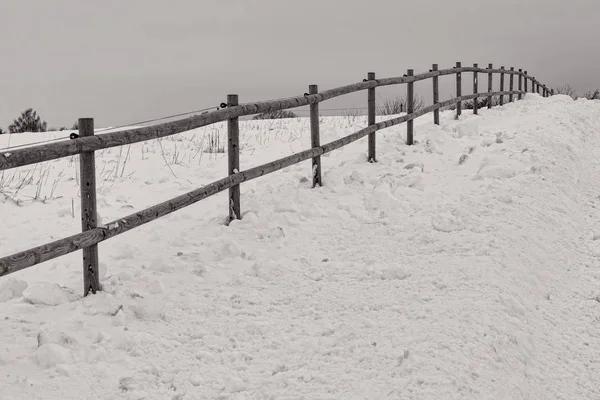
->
[0,62,552,295]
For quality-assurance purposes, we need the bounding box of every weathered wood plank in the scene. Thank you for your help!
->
[518,69,523,100]
[378,67,466,85]
[509,67,515,102]
[227,94,241,221]
[463,67,523,76]
[407,69,414,145]
[309,85,323,185]
[78,118,100,296]
[499,66,505,106]
[456,62,462,118]
[367,72,376,162]
[472,64,479,115]
[487,63,493,109]
[432,64,440,125]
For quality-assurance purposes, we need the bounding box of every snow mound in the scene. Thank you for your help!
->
[22,283,69,306]
[365,264,410,280]
[0,278,28,302]
[1,94,600,399]
[36,343,73,368]
[431,212,465,232]
[37,331,80,349]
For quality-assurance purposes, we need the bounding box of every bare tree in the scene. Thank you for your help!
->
[554,84,577,99]
[584,89,600,100]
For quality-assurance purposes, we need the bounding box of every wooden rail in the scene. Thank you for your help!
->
[0,62,552,295]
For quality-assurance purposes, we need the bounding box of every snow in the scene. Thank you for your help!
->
[1,94,600,399]
[22,283,70,306]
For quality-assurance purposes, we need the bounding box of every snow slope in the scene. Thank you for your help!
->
[0,94,599,399]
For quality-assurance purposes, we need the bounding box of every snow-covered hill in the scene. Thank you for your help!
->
[1,94,599,399]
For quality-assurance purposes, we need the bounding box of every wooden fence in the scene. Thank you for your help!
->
[0,62,552,296]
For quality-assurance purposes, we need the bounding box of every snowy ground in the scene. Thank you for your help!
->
[1,94,599,399]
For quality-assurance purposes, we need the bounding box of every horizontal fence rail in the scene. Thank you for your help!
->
[0,62,552,295]
[0,69,545,172]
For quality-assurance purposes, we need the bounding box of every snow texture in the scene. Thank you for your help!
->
[0,94,599,399]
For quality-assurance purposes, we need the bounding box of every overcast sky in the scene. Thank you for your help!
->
[0,0,597,129]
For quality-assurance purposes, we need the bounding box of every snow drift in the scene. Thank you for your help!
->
[0,94,599,399]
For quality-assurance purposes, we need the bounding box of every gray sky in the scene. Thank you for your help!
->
[0,0,597,129]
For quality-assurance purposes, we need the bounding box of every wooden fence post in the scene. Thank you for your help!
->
[509,67,515,102]
[406,69,414,145]
[456,62,462,119]
[432,64,440,125]
[487,63,493,109]
[79,118,100,297]
[524,71,528,93]
[518,69,523,100]
[309,84,322,186]
[472,63,478,115]
[499,66,505,106]
[367,72,376,162]
[227,94,241,222]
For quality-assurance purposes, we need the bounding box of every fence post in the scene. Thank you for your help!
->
[499,66,505,106]
[227,94,241,222]
[309,84,322,186]
[518,69,523,100]
[487,63,493,109]
[406,69,414,145]
[551,88,554,96]
[79,118,100,297]
[455,62,462,119]
[432,64,440,125]
[524,71,528,93]
[367,72,376,162]
[509,67,515,102]
[472,63,478,115]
